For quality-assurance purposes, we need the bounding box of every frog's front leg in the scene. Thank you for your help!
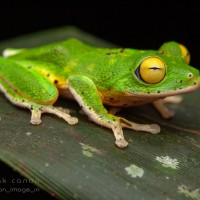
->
[152,95,183,119]
[68,75,160,148]
[163,95,183,104]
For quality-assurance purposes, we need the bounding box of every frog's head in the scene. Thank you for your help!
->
[117,41,200,98]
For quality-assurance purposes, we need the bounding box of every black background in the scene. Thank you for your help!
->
[0,0,200,69]
[0,0,200,199]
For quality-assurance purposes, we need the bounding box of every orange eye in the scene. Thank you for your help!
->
[179,44,190,64]
[138,57,166,84]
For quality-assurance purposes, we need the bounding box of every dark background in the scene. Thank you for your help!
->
[0,0,200,67]
[0,0,200,199]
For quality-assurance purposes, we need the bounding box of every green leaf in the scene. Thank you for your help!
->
[0,26,200,200]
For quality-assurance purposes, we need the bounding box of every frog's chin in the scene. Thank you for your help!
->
[126,83,200,98]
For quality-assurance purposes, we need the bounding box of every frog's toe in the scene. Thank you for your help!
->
[30,110,42,125]
[120,117,161,134]
[148,124,161,134]
[42,106,78,125]
[31,118,42,125]
[162,110,175,119]
[67,117,78,125]
[115,139,128,148]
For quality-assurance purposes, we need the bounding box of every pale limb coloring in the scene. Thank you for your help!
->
[0,78,78,126]
[163,95,183,104]
[68,75,161,148]
[153,95,183,119]
[153,99,175,118]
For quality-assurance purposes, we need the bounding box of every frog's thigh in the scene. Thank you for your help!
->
[0,79,78,125]
[68,75,128,148]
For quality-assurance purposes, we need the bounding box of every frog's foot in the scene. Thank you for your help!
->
[120,118,160,134]
[30,104,78,125]
[30,109,42,125]
[153,99,175,119]
[163,95,183,104]
[110,122,129,148]
[153,95,183,119]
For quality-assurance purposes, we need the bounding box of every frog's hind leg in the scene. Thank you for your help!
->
[0,81,78,125]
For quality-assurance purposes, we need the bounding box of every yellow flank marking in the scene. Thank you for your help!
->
[36,68,67,87]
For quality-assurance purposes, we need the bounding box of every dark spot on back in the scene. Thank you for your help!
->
[106,51,118,56]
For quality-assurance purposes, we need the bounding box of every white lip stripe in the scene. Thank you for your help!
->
[126,83,200,98]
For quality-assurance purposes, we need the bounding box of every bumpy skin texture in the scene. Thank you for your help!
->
[0,38,200,148]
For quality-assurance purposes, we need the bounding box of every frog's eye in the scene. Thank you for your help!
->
[135,57,166,84]
[179,44,190,64]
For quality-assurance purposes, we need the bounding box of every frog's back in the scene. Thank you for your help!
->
[5,38,94,65]
[4,38,139,95]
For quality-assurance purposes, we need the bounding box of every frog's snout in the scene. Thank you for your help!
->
[187,72,193,79]
[197,70,200,84]
[191,69,200,86]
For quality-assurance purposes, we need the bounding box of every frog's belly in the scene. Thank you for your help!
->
[101,94,159,107]
[59,87,159,107]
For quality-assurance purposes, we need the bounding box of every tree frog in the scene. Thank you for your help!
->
[0,38,199,148]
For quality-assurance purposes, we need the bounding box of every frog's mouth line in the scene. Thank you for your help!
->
[126,82,200,98]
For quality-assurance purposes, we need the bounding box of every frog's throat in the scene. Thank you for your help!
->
[126,83,200,98]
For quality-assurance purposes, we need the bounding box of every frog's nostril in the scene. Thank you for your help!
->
[188,73,193,79]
